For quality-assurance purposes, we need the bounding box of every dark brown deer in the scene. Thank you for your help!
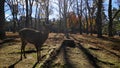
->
[19,25,50,62]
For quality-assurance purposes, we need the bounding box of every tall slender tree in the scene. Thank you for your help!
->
[29,0,34,27]
[96,0,103,38]
[108,0,120,37]
[6,0,19,33]
[45,0,49,24]
[63,0,69,38]
[108,0,113,37]
[76,0,82,34]
[0,0,6,40]
[25,0,29,27]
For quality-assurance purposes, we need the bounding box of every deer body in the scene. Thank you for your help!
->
[19,28,49,62]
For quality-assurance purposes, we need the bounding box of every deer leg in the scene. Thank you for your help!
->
[38,47,41,61]
[21,40,27,60]
[36,45,41,63]
[23,43,27,58]
[36,48,39,63]
[20,44,23,60]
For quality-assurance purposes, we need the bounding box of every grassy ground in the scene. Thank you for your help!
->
[0,32,120,68]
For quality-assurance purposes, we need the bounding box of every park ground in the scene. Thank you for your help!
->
[0,32,120,68]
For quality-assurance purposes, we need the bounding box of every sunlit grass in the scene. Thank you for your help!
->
[0,32,120,68]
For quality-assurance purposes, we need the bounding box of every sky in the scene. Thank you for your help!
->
[5,0,119,21]
[103,0,119,17]
[5,0,59,21]
[104,0,119,10]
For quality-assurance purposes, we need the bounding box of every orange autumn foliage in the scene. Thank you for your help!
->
[67,12,79,28]
[67,12,96,32]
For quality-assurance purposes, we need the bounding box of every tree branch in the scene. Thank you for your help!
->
[112,9,120,20]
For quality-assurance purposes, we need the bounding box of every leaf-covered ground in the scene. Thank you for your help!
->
[0,32,120,68]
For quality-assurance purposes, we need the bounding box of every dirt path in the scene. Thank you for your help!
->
[0,33,120,68]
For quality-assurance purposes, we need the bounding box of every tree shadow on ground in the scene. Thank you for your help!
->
[100,37,120,51]
[8,50,37,68]
[8,59,22,68]
[32,61,39,68]
[82,35,120,45]
[32,43,63,68]
[9,49,36,54]
[62,40,76,68]
[77,43,114,68]
[77,43,100,68]
[70,35,120,59]
[95,46,120,58]
[70,35,114,67]
[40,40,76,68]
[0,38,17,48]
[100,36,120,43]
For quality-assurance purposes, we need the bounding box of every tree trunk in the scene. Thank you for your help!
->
[58,0,62,32]
[108,0,113,37]
[64,0,69,39]
[96,0,102,38]
[77,0,82,34]
[29,0,34,28]
[25,0,29,28]
[84,8,89,34]
[0,0,6,40]
[46,0,49,24]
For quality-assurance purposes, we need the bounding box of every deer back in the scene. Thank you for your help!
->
[19,26,50,45]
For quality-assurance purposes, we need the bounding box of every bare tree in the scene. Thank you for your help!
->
[96,0,103,38]
[34,1,39,29]
[37,0,50,24]
[29,0,35,27]
[76,0,83,34]
[108,0,120,37]
[45,0,50,24]
[85,0,97,35]
[83,7,89,34]
[57,0,74,38]
[6,0,19,32]
[0,0,6,40]
[58,0,62,32]
[25,0,29,27]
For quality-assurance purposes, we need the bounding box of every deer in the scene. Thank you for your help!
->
[19,24,50,62]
